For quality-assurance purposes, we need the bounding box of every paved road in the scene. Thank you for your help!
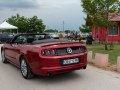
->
[0,47,120,90]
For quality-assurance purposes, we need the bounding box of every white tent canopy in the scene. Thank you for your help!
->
[0,21,18,30]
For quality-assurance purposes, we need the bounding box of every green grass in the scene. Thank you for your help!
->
[86,44,120,65]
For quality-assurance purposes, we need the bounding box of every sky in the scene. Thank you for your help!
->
[0,0,86,31]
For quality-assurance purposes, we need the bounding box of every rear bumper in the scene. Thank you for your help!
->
[39,63,87,76]
[39,59,87,76]
[30,52,87,76]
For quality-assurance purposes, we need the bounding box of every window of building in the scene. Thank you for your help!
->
[108,26,119,35]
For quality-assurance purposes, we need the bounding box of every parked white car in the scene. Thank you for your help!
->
[49,33,59,39]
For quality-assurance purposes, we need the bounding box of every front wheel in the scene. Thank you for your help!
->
[1,50,8,63]
[20,57,34,79]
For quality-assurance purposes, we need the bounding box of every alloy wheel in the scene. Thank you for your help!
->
[1,51,5,62]
[21,59,28,77]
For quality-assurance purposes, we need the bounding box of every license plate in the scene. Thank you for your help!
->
[61,58,80,66]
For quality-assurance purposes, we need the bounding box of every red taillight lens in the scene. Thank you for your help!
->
[46,50,51,55]
[41,49,56,56]
[41,50,45,55]
[51,49,55,55]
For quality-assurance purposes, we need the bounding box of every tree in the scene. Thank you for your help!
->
[7,14,28,33]
[65,30,71,34]
[7,14,46,33]
[27,16,46,33]
[79,25,92,33]
[81,0,120,50]
[45,29,58,33]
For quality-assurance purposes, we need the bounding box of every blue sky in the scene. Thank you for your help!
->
[0,0,86,31]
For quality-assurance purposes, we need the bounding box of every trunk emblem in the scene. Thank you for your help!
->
[67,48,72,54]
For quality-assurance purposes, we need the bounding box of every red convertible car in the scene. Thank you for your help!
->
[1,33,87,79]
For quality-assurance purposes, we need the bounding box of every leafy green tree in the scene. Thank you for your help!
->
[7,14,28,33]
[7,14,45,33]
[81,0,120,50]
[79,25,92,33]
[27,16,46,33]
[45,29,58,33]
[65,30,71,34]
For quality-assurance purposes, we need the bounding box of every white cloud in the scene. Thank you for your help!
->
[0,0,86,30]
[0,0,39,8]
[0,0,80,9]
[36,0,80,8]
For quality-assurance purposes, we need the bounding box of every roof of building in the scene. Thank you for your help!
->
[86,12,120,26]
[109,12,120,21]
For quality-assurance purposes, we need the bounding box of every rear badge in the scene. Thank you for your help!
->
[67,47,72,54]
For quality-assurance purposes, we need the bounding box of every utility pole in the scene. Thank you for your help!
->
[46,26,49,30]
[63,21,64,32]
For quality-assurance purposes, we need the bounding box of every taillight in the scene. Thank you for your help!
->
[41,50,45,55]
[79,46,87,53]
[41,49,56,56]
[51,49,55,55]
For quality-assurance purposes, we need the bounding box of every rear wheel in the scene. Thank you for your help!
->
[20,57,34,79]
[83,66,87,69]
[1,50,8,63]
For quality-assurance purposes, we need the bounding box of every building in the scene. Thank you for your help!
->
[86,13,120,42]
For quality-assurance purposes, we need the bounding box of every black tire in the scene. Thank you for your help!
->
[20,57,34,79]
[1,50,8,63]
[83,66,87,69]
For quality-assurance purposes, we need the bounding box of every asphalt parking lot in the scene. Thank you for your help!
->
[0,45,120,90]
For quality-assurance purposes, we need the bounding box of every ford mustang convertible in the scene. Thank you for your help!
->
[1,33,87,79]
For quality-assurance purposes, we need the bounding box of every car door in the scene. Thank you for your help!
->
[5,35,26,65]
[4,44,16,62]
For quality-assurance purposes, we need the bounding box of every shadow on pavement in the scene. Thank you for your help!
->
[0,60,84,84]
[32,71,82,84]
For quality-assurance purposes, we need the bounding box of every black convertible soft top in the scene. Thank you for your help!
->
[32,39,71,44]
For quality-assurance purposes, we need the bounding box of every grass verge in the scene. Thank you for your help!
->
[86,44,120,65]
